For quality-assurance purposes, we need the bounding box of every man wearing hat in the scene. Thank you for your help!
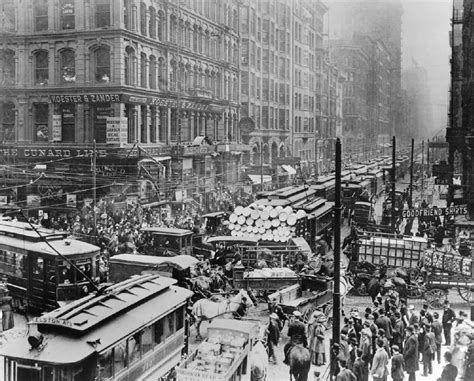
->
[442,301,456,346]
[360,324,373,364]
[268,296,287,332]
[392,311,405,351]
[375,309,393,343]
[432,312,443,364]
[403,326,419,381]
[267,313,280,364]
[283,310,308,365]
[391,345,405,381]
[408,305,419,326]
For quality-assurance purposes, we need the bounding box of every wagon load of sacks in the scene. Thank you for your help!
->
[244,267,297,278]
[227,204,307,242]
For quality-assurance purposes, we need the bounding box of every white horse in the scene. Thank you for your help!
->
[192,289,254,339]
[251,324,269,381]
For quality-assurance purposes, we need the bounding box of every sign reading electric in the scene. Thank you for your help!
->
[401,206,468,218]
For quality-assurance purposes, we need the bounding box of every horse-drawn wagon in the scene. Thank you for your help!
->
[347,234,428,298]
[421,248,474,308]
[176,319,259,381]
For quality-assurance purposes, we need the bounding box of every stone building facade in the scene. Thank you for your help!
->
[0,0,245,213]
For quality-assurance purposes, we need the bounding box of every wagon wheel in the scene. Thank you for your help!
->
[458,286,474,304]
[407,284,424,299]
[407,268,424,285]
[353,282,368,296]
[423,288,447,309]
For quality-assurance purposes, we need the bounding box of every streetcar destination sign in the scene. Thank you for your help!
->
[401,206,468,218]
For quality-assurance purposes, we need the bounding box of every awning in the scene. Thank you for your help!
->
[138,156,171,165]
[281,165,297,175]
[247,174,272,185]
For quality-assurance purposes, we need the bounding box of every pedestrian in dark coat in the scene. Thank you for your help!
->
[392,312,405,351]
[336,359,357,381]
[375,308,393,342]
[422,325,436,376]
[267,313,280,363]
[352,348,369,381]
[437,351,458,381]
[283,311,307,365]
[391,345,404,381]
[442,301,456,346]
[403,326,419,381]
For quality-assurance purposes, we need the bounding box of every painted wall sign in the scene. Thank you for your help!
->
[50,94,122,104]
[401,206,468,218]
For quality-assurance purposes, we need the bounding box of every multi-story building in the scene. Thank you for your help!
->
[239,0,328,182]
[328,0,403,141]
[0,0,244,214]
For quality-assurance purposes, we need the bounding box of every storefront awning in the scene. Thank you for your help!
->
[247,175,272,185]
[138,156,171,165]
[281,165,297,175]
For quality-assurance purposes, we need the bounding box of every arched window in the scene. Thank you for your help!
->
[60,49,75,83]
[34,50,49,85]
[215,72,221,98]
[96,0,110,28]
[60,0,75,30]
[157,58,165,90]
[170,15,177,43]
[149,55,157,89]
[124,46,136,85]
[224,76,228,100]
[233,9,238,31]
[0,49,15,85]
[149,6,156,38]
[233,44,238,66]
[157,11,164,40]
[140,53,147,87]
[0,102,15,142]
[94,46,111,83]
[140,2,147,36]
[233,77,238,101]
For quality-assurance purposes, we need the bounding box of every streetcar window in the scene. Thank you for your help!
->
[58,264,74,284]
[43,366,54,381]
[33,257,44,276]
[153,318,164,344]
[166,313,175,338]
[127,333,141,365]
[98,349,113,380]
[17,364,41,381]
[142,325,154,354]
[176,306,184,330]
[113,340,127,374]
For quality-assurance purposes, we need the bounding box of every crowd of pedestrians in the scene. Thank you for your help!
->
[264,290,473,381]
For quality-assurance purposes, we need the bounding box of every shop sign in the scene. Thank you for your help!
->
[0,146,108,159]
[52,115,62,142]
[123,94,213,111]
[106,117,127,146]
[27,194,41,206]
[66,194,76,208]
[401,206,468,219]
[183,145,215,156]
[50,94,122,104]
[139,146,172,157]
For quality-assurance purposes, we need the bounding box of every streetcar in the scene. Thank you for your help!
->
[0,220,100,311]
[0,274,193,381]
[140,227,194,256]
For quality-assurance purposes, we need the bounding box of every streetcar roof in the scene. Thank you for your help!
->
[206,236,259,245]
[110,254,199,270]
[0,221,99,256]
[0,275,193,364]
[141,226,193,236]
[202,211,227,218]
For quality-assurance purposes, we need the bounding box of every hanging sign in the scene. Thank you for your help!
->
[401,206,468,218]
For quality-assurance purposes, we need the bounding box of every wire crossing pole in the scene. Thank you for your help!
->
[409,138,414,208]
[391,136,396,231]
[332,138,342,359]
[92,139,97,242]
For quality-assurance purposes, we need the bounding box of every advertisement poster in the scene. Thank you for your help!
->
[106,117,128,146]
[52,114,62,142]
[27,194,41,206]
[66,193,76,208]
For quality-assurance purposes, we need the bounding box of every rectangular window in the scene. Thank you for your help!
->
[60,1,75,30]
[60,104,75,143]
[98,349,113,380]
[176,307,184,330]
[1,102,15,142]
[153,319,164,344]
[142,326,154,354]
[127,334,141,365]
[35,1,48,31]
[34,103,49,142]
[35,51,49,85]
[96,0,110,28]
[113,340,127,374]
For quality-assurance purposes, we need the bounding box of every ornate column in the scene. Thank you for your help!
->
[189,111,195,139]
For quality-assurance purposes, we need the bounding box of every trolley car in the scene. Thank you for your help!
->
[0,274,193,381]
[0,220,100,311]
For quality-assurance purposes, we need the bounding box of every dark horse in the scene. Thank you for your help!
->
[288,344,311,381]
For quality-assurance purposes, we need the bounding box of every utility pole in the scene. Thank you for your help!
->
[332,137,342,378]
[260,143,264,191]
[421,140,425,202]
[92,139,97,241]
[409,138,414,208]
[391,136,396,231]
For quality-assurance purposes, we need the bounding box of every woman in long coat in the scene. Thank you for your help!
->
[308,312,326,365]
[1,289,14,330]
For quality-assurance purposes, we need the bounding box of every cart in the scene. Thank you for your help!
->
[348,235,428,297]
[422,248,474,308]
[176,319,258,381]
[266,274,344,329]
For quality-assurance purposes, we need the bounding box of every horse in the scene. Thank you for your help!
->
[250,326,269,381]
[288,344,311,381]
[191,289,254,339]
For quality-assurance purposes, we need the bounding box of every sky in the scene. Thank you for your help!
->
[401,0,451,136]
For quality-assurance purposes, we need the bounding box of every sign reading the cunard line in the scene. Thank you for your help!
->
[401,206,468,218]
